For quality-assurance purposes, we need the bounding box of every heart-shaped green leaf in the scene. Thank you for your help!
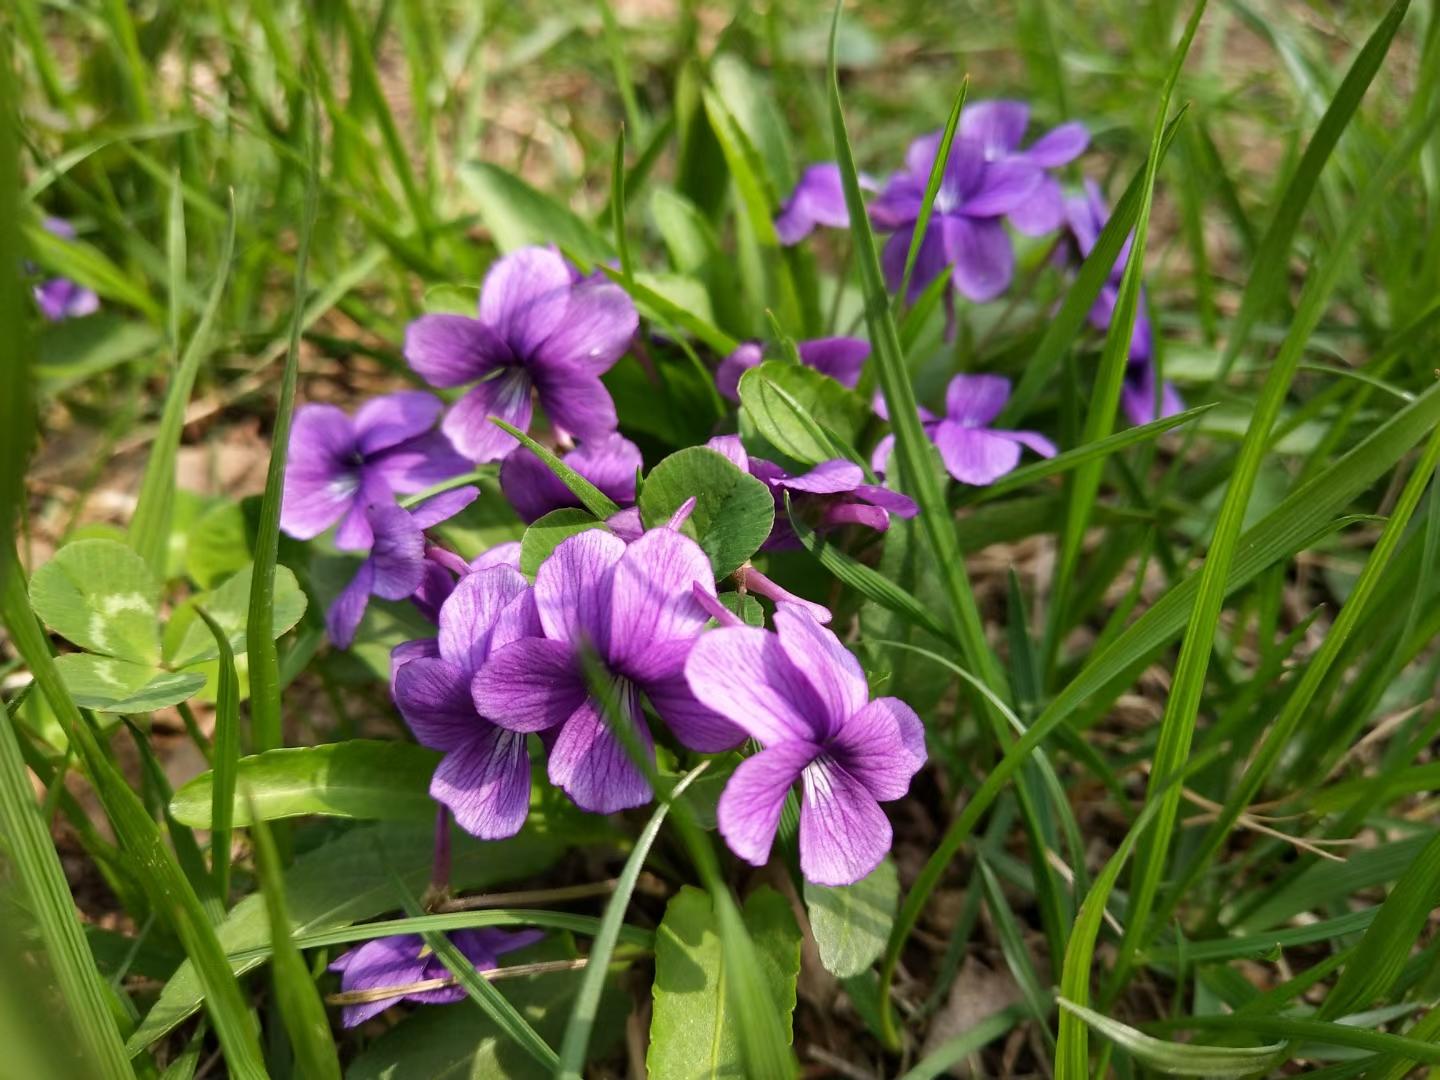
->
[638,447,774,576]
[53,653,206,714]
[30,539,163,663]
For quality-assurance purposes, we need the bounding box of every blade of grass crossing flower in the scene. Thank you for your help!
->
[0,561,267,1077]
[891,81,967,319]
[0,700,133,1078]
[248,101,319,756]
[197,608,239,906]
[491,420,622,518]
[1112,100,1440,1001]
[250,803,340,1080]
[1046,1,1206,672]
[1158,422,1440,932]
[556,762,710,1078]
[129,196,235,580]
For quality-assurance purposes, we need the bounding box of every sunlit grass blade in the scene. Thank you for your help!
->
[1045,0,1206,669]
[490,420,622,518]
[0,699,134,1078]
[0,47,32,557]
[556,762,710,1078]
[1112,96,1440,1000]
[890,80,967,319]
[165,170,185,354]
[1059,999,1283,1077]
[197,608,240,905]
[247,98,319,756]
[129,193,235,579]
[250,800,341,1080]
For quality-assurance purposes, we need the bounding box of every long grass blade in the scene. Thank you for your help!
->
[197,608,240,905]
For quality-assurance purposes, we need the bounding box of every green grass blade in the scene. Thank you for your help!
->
[897,1003,1030,1080]
[0,699,134,1078]
[0,43,32,556]
[1046,0,1206,667]
[250,802,341,1080]
[129,194,235,580]
[196,607,240,905]
[491,420,622,518]
[890,80,967,319]
[1060,998,1283,1077]
[610,127,635,283]
[556,762,710,1077]
[1112,95,1440,999]
[165,170,185,356]
[247,102,319,756]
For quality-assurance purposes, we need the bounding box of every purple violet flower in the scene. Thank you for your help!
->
[392,564,544,837]
[404,247,638,463]
[773,164,878,246]
[472,528,745,815]
[706,436,916,547]
[499,433,643,524]
[685,605,926,886]
[281,391,470,550]
[33,218,100,321]
[329,928,543,1028]
[871,374,1057,486]
[960,100,1089,236]
[1063,180,1183,426]
[327,488,478,649]
[871,133,1042,304]
[716,336,871,403]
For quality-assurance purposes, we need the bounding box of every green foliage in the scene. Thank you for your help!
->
[739,360,867,466]
[647,885,802,1079]
[637,447,775,576]
[804,858,897,979]
[519,508,607,578]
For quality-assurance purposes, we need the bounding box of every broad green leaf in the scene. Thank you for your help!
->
[164,564,307,667]
[805,858,898,979]
[647,885,801,1079]
[650,188,721,275]
[633,271,716,329]
[53,653,206,714]
[184,499,255,589]
[170,741,442,828]
[30,539,163,662]
[709,54,794,195]
[34,314,162,392]
[637,447,774,577]
[739,360,867,467]
[519,509,607,579]
[460,162,614,267]
[598,265,738,355]
[126,820,565,1052]
[1058,998,1281,1077]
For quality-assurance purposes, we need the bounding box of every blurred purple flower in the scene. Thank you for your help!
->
[327,488,478,648]
[33,218,99,321]
[1063,180,1183,425]
[871,134,1041,304]
[716,336,870,403]
[685,605,926,886]
[329,928,542,1028]
[872,374,1056,486]
[960,100,1088,235]
[281,391,470,550]
[499,433,643,524]
[706,436,916,547]
[404,247,638,462]
[773,164,878,245]
[392,565,542,838]
[473,528,744,815]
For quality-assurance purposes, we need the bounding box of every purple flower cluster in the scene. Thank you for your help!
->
[32,218,99,321]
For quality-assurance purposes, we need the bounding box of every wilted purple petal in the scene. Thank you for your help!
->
[717,741,817,866]
[442,369,535,463]
[430,726,532,839]
[547,695,653,813]
[828,697,926,801]
[472,637,586,733]
[799,758,892,887]
[404,315,512,388]
[737,568,833,626]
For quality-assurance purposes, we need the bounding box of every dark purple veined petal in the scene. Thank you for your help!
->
[533,528,625,650]
[547,693,653,814]
[643,671,748,752]
[715,342,764,403]
[442,369,535,463]
[774,163,852,245]
[717,740,818,867]
[827,696,926,802]
[531,365,618,443]
[329,935,428,1028]
[1007,174,1067,237]
[1024,120,1090,167]
[365,504,428,600]
[796,336,870,390]
[353,391,445,456]
[941,215,1015,304]
[533,279,638,376]
[281,406,362,541]
[389,637,439,699]
[437,565,531,674]
[327,560,376,649]
[393,656,477,751]
[431,726,532,839]
[773,458,865,495]
[607,529,713,682]
[367,431,472,495]
[498,445,574,524]
[684,625,831,745]
[478,247,573,359]
[404,314,513,389]
[472,637,586,733]
[931,420,1023,486]
[944,373,1012,427]
[798,758,892,887]
[959,99,1030,160]
[772,606,868,741]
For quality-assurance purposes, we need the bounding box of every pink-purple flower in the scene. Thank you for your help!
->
[773,163,878,245]
[685,605,926,886]
[872,374,1056,486]
[715,336,870,403]
[32,218,100,321]
[392,564,541,837]
[281,391,470,550]
[329,928,542,1028]
[472,528,744,815]
[960,100,1089,236]
[404,247,638,463]
[499,433,643,524]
